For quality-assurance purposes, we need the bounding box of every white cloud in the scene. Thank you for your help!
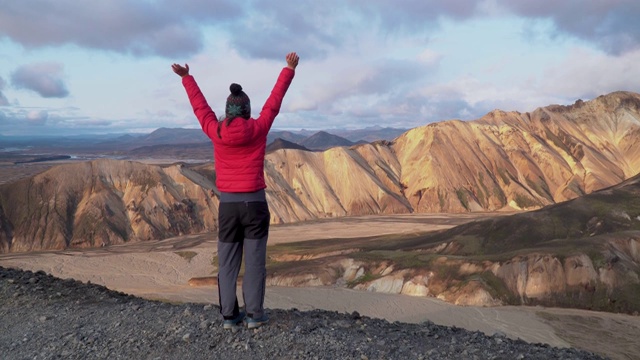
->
[26,110,48,124]
[0,0,243,57]
[417,49,444,65]
[0,106,118,135]
[0,77,9,106]
[540,47,640,100]
[11,63,69,98]
[496,0,640,54]
[2,0,639,60]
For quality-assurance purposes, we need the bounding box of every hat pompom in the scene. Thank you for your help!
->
[230,83,243,96]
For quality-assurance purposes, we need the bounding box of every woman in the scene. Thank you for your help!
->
[172,52,299,329]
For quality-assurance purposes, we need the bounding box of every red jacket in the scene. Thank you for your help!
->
[182,67,295,192]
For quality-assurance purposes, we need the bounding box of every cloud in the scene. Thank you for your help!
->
[0,0,244,58]
[284,39,440,113]
[153,110,176,118]
[0,108,49,129]
[496,0,640,54]
[539,47,640,100]
[0,106,120,135]
[25,110,48,125]
[408,45,640,125]
[11,63,69,98]
[279,59,459,130]
[400,74,558,127]
[226,0,481,61]
[356,0,480,25]
[1,0,638,61]
[0,77,8,105]
[0,0,481,61]
[226,1,356,60]
[263,39,447,129]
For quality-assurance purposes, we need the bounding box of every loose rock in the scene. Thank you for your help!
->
[0,266,606,360]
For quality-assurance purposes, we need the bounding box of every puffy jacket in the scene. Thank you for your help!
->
[182,67,295,192]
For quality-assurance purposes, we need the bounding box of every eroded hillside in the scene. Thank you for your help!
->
[262,91,640,216]
[262,174,640,314]
[0,161,218,252]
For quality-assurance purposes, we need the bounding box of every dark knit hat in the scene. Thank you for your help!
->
[225,83,251,119]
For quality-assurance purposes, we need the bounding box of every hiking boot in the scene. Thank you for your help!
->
[246,314,269,329]
[222,311,245,329]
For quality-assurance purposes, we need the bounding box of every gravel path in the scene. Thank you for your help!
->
[0,266,606,360]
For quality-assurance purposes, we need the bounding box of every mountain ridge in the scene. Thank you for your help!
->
[1,91,640,253]
[260,171,640,314]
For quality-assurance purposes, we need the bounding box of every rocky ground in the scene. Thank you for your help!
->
[0,266,606,360]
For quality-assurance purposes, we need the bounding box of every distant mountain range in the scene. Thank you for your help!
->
[1,125,407,154]
[103,127,401,157]
[299,131,358,150]
[266,138,310,153]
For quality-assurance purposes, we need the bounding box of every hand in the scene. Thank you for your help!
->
[172,63,190,77]
[286,52,299,70]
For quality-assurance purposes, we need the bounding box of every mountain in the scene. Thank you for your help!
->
[0,133,136,152]
[105,129,346,155]
[95,128,209,151]
[1,127,406,153]
[1,91,640,253]
[114,134,137,142]
[264,92,640,217]
[127,143,213,160]
[0,160,218,252]
[397,91,640,212]
[139,128,209,145]
[299,131,355,150]
[329,126,409,142]
[266,138,311,153]
[268,131,308,145]
[263,172,640,314]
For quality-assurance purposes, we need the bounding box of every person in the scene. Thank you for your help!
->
[171,52,299,329]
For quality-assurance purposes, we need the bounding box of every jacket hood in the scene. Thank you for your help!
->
[217,117,256,146]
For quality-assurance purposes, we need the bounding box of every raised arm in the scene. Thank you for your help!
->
[255,52,299,135]
[172,63,218,139]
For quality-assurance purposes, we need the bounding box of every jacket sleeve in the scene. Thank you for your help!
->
[255,67,295,136]
[182,75,218,140]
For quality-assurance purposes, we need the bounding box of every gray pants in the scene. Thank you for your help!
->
[218,237,267,319]
[216,198,270,320]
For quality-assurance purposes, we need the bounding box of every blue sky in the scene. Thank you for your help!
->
[1,0,640,136]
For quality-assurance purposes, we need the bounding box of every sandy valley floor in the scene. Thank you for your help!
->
[1,213,639,360]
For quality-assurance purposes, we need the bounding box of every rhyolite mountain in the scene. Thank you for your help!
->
[264,91,640,219]
[263,172,640,314]
[0,161,218,253]
[1,91,639,253]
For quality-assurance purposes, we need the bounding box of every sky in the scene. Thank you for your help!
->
[1,0,640,136]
